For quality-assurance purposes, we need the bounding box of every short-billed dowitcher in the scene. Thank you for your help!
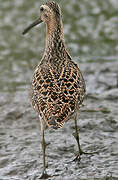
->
[23,1,94,178]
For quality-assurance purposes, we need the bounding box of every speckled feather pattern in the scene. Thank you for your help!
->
[31,2,86,129]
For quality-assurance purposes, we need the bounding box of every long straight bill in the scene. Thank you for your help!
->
[22,18,43,35]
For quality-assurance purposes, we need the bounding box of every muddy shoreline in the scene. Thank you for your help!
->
[0,61,118,180]
[0,0,118,179]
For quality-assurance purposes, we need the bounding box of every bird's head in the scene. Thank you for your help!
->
[40,1,61,23]
[22,1,61,35]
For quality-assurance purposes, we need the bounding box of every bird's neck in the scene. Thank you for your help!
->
[44,19,66,56]
[46,18,64,39]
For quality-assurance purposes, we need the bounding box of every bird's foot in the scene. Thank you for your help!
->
[73,149,99,162]
[39,170,51,179]
[73,154,81,161]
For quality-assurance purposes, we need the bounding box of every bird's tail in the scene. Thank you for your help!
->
[47,115,64,129]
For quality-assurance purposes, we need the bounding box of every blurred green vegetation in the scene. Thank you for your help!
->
[0,0,118,91]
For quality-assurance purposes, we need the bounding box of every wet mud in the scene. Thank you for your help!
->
[0,0,118,179]
[0,61,118,180]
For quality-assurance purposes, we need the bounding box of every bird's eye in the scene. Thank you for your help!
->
[40,7,44,11]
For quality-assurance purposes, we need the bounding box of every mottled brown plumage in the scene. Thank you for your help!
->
[31,59,85,129]
[31,3,85,129]
[23,1,87,177]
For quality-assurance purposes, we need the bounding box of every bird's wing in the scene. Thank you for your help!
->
[31,61,85,129]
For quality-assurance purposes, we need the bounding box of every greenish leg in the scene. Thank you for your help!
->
[42,125,46,174]
[73,111,98,161]
[39,120,50,179]
[73,111,83,160]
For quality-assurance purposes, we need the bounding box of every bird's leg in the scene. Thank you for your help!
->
[39,120,50,179]
[73,111,83,161]
[42,124,46,174]
[73,111,97,161]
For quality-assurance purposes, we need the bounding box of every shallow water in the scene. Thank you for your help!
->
[0,0,118,179]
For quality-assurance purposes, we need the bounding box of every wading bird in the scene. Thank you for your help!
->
[23,1,94,178]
